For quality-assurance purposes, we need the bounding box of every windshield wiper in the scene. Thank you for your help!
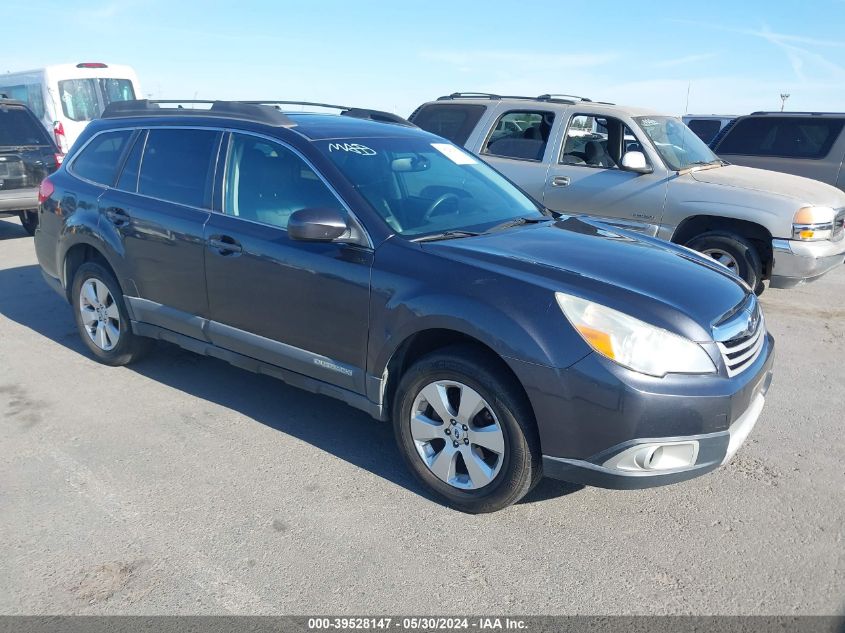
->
[483,216,549,234]
[412,230,481,243]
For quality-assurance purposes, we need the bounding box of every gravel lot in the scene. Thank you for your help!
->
[1,214,843,615]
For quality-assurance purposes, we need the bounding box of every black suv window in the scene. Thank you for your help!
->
[71,130,132,186]
[687,119,722,144]
[483,110,554,161]
[0,106,53,147]
[138,128,218,208]
[410,104,486,145]
[715,116,845,159]
[224,133,343,229]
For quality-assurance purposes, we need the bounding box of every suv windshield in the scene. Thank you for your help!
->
[319,137,543,237]
[0,106,53,146]
[634,116,720,171]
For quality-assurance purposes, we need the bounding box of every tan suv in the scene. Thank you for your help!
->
[711,112,845,192]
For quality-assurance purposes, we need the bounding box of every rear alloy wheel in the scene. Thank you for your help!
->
[71,261,151,366]
[393,345,541,513]
[686,231,765,295]
[18,211,37,236]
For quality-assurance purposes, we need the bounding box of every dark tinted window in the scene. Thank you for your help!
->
[483,110,555,161]
[139,129,218,207]
[687,119,722,144]
[116,130,145,192]
[0,106,53,146]
[224,133,342,229]
[715,117,845,158]
[409,104,486,145]
[72,130,132,185]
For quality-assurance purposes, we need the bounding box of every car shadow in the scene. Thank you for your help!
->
[0,216,29,241]
[0,263,583,508]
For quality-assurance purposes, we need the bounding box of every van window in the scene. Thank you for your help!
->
[99,79,136,105]
[686,119,722,144]
[224,133,342,229]
[71,130,133,185]
[715,117,845,159]
[138,129,218,208]
[483,110,555,161]
[1,84,46,119]
[58,79,101,122]
[410,104,486,145]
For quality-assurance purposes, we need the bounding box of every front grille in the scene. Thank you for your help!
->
[714,296,766,377]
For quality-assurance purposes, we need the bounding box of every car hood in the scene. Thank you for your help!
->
[424,217,749,341]
[690,164,845,207]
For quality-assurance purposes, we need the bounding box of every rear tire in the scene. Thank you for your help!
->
[686,231,764,294]
[71,261,151,366]
[392,345,542,513]
[18,211,37,236]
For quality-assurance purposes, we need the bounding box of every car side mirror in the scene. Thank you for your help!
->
[621,151,653,174]
[288,207,350,242]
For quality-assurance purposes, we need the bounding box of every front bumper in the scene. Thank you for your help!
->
[770,237,845,289]
[0,187,38,214]
[513,332,775,490]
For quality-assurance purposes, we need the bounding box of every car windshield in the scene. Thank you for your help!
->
[318,136,543,237]
[634,116,720,171]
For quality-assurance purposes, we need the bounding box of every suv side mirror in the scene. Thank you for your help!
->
[621,151,653,174]
[288,207,350,242]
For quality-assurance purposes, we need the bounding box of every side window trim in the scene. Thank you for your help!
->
[113,128,145,190]
[480,108,556,163]
[219,130,372,249]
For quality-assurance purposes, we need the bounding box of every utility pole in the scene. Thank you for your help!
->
[780,93,790,112]
[685,81,691,114]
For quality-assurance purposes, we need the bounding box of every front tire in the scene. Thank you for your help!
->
[392,345,542,513]
[18,210,37,236]
[71,262,151,366]
[686,231,765,294]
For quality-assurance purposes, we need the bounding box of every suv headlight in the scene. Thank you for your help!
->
[793,206,835,241]
[556,292,716,377]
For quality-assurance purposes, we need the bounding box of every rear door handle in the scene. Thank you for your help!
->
[551,176,571,187]
[208,235,243,256]
[106,207,130,227]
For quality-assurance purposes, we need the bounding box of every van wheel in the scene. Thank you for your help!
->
[392,345,542,513]
[686,231,764,294]
[19,211,37,236]
[71,262,151,366]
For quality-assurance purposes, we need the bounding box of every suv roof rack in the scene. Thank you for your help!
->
[437,92,605,105]
[537,93,592,102]
[749,110,842,116]
[101,99,415,128]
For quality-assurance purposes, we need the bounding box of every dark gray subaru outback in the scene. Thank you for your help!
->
[33,100,774,513]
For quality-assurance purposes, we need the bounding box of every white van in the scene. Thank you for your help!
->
[0,62,141,153]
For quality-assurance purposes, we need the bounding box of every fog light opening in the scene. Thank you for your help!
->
[605,441,699,472]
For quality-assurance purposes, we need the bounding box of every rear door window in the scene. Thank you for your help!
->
[58,79,101,122]
[71,130,133,185]
[483,110,555,161]
[715,117,845,158]
[409,104,486,145]
[138,128,219,208]
[0,107,53,146]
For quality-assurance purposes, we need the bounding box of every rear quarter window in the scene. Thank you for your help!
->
[409,104,486,145]
[71,130,133,185]
[715,117,845,159]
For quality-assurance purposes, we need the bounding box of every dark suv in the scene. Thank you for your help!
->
[0,98,61,235]
[34,99,775,513]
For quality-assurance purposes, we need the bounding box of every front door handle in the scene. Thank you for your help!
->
[551,176,571,187]
[105,207,130,227]
[208,235,243,256]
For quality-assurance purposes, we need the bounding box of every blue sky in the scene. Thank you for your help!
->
[4,0,845,116]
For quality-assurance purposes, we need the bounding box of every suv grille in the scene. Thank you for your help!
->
[714,296,766,377]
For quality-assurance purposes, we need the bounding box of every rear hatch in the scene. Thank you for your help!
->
[0,103,60,195]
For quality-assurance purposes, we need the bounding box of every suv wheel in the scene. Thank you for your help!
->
[18,211,37,236]
[71,262,151,366]
[392,346,541,513]
[686,231,764,295]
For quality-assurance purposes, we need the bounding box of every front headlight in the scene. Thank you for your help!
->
[556,293,716,377]
[793,206,835,241]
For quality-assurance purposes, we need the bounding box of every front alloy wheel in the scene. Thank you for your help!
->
[410,380,506,490]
